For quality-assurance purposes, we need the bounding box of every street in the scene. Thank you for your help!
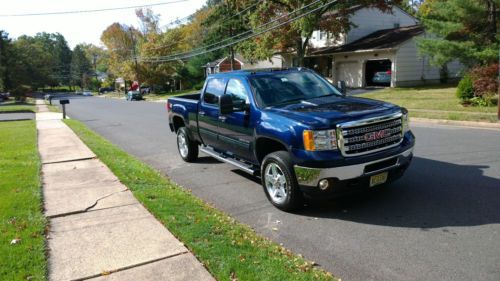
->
[65,96,500,281]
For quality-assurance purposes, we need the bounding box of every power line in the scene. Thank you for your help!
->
[0,0,188,17]
[141,0,338,63]
[139,0,327,62]
[161,0,263,30]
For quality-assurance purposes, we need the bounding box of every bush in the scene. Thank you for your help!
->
[11,85,32,101]
[456,75,474,101]
[193,81,205,91]
[470,63,498,98]
[470,96,493,107]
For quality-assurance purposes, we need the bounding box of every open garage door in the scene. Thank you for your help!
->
[365,59,392,87]
[337,62,361,88]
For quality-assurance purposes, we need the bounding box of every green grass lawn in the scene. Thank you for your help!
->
[361,85,498,122]
[0,121,47,280]
[65,119,336,281]
[0,100,37,113]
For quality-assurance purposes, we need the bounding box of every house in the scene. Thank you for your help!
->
[304,6,462,87]
[204,57,243,76]
[203,55,291,76]
[205,6,461,87]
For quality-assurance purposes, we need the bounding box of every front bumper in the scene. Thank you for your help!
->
[294,147,413,191]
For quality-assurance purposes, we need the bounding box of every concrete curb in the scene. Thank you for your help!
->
[412,117,500,130]
[35,102,214,281]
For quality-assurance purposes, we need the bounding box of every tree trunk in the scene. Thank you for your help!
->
[296,38,305,67]
[486,0,497,43]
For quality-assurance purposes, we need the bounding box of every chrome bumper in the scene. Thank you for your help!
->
[294,148,413,187]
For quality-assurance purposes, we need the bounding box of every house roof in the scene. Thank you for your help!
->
[205,57,244,68]
[311,25,424,56]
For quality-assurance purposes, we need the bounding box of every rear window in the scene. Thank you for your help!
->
[203,78,226,106]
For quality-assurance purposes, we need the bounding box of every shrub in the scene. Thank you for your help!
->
[11,85,32,101]
[456,75,474,101]
[470,96,493,107]
[470,63,498,98]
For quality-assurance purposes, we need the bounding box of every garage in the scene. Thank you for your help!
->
[365,59,392,87]
[336,61,361,88]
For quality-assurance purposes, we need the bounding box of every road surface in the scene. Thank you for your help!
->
[64,96,500,281]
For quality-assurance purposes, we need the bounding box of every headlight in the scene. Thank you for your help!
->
[303,129,338,151]
[402,113,410,134]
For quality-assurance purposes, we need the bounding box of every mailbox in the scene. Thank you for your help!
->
[59,99,70,105]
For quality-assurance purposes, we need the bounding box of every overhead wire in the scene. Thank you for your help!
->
[0,0,188,17]
[139,0,331,62]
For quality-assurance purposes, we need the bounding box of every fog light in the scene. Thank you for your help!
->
[318,179,330,191]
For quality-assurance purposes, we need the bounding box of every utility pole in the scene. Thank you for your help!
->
[93,53,98,87]
[129,28,140,87]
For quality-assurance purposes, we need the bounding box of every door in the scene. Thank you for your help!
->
[337,61,361,88]
[198,78,226,148]
[217,78,254,161]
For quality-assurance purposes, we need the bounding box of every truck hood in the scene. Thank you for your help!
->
[266,95,400,129]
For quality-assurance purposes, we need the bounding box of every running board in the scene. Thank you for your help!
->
[200,146,258,175]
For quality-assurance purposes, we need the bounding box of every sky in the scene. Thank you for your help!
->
[0,0,207,48]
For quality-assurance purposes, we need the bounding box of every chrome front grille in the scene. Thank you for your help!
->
[337,113,403,157]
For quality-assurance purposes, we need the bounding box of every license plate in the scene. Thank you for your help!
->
[370,172,388,187]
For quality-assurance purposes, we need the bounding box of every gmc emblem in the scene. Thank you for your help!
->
[364,129,387,141]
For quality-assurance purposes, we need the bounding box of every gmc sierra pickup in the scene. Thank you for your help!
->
[167,68,415,211]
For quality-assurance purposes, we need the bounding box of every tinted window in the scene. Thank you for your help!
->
[225,79,248,106]
[203,78,226,106]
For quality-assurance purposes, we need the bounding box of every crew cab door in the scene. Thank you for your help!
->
[218,78,254,161]
[198,78,226,148]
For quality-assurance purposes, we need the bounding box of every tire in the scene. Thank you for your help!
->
[176,127,199,162]
[261,151,304,211]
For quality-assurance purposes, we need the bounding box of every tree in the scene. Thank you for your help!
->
[239,0,398,66]
[203,0,250,70]
[9,35,53,89]
[101,23,142,85]
[417,0,500,68]
[70,45,92,89]
[0,30,12,92]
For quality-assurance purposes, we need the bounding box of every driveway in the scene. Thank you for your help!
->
[65,97,500,281]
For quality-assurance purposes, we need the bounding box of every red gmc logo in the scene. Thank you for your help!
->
[364,129,387,141]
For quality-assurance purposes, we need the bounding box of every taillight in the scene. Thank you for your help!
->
[167,101,172,111]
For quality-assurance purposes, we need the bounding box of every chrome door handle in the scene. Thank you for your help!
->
[218,116,226,121]
[199,111,205,116]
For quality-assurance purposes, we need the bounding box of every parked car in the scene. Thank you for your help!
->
[167,68,415,211]
[127,91,143,101]
[140,86,151,94]
[99,87,115,94]
[82,91,93,96]
[0,92,10,102]
[372,71,391,85]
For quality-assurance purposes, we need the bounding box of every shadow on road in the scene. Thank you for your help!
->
[296,157,500,228]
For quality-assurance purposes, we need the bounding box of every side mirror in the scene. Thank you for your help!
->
[337,80,347,96]
[219,94,234,115]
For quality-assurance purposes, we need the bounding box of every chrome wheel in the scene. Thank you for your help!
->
[177,132,188,158]
[264,163,288,204]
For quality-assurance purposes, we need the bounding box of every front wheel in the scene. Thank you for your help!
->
[177,127,198,162]
[261,151,304,211]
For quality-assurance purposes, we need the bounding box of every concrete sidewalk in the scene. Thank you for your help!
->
[36,102,214,281]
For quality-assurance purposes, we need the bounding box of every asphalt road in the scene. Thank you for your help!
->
[64,96,500,281]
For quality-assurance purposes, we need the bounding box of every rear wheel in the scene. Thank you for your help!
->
[261,151,304,211]
[177,127,199,162]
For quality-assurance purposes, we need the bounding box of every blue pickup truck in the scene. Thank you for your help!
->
[167,68,414,211]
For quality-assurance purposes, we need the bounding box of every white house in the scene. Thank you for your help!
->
[206,6,462,88]
[306,6,462,87]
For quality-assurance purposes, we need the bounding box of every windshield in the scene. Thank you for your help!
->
[249,70,342,107]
